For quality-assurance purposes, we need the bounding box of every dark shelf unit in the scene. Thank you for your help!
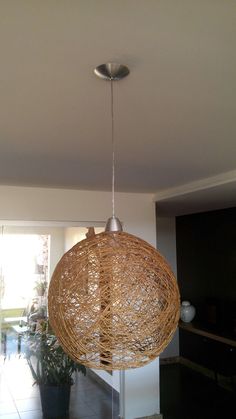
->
[179,322,236,378]
[176,207,236,379]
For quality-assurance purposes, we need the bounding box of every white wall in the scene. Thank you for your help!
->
[156,216,177,276]
[156,215,179,358]
[122,359,160,419]
[64,227,104,251]
[64,227,89,250]
[0,186,156,247]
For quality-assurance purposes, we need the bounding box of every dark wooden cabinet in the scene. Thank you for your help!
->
[179,323,236,378]
[216,342,236,376]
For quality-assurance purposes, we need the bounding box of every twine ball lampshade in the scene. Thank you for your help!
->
[48,231,180,370]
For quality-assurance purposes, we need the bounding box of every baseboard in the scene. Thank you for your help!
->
[160,356,180,365]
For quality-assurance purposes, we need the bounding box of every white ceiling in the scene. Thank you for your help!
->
[0,1,236,214]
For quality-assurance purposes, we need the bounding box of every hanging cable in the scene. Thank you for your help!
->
[110,78,115,218]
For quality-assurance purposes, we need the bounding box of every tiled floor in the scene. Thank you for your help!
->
[160,362,236,419]
[2,352,235,419]
[0,356,119,419]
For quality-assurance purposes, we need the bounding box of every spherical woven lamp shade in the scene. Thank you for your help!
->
[48,231,180,370]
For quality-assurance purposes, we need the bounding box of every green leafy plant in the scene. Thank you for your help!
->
[34,278,47,296]
[25,320,86,386]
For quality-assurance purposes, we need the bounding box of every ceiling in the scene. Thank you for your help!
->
[0,1,236,215]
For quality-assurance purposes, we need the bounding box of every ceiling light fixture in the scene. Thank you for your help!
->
[48,63,180,370]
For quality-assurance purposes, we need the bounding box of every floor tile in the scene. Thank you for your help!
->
[15,397,41,412]
[0,357,120,418]
[0,389,12,403]
[69,400,97,417]
[0,401,18,415]
[69,415,99,419]
[82,387,112,402]
[89,397,119,417]
[19,411,42,419]
[11,388,39,400]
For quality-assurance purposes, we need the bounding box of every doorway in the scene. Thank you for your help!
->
[0,224,121,419]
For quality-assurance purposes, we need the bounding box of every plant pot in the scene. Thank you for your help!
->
[39,384,71,419]
[36,286,46,296]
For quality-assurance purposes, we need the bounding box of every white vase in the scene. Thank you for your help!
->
[180,301,196,323]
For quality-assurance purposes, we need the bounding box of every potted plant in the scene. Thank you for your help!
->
[25,319,86,419]
[34,278,47,296]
